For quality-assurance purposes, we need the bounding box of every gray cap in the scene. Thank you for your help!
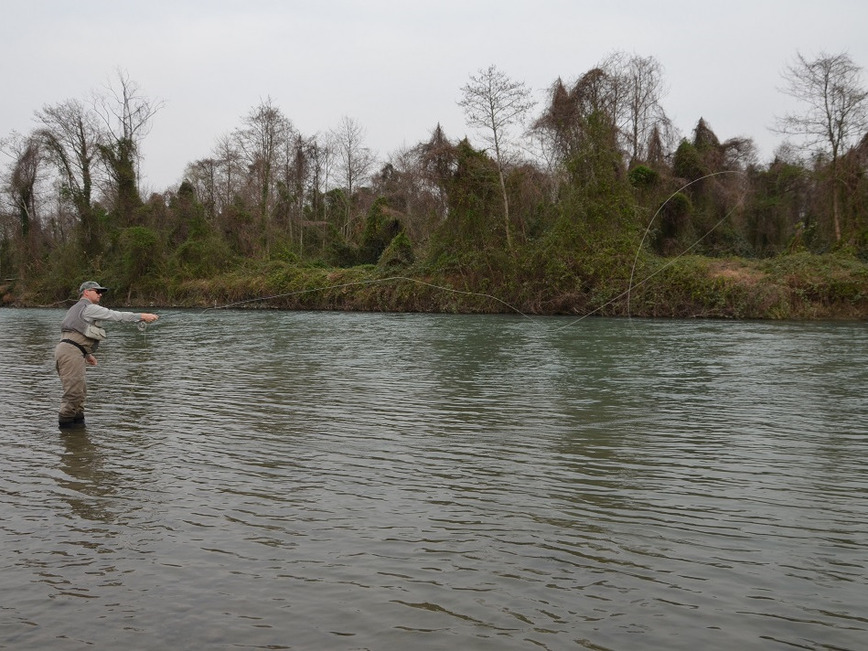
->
[79,280,109,294]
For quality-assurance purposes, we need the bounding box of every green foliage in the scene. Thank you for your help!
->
[324,188,349,219]
[4,79,868,319]
[33,241,95,302]
[564,110,624,193]
[99,137,142,223]
[328,240,359,268]
[523,174,645,316]
[378,230,415,268]
[756,252,868,314]
[743,161,807,257]
[673,139,705,181]
[856,228,868,261]
[114,226,163,290]
[631,256,778,318]
[628,165,659,188]
[653,191,693,255]
[665,191,693,217]
[692,118,721,153]
[172,234,235,278]
[429,140,502,256]
[359,197,403,264]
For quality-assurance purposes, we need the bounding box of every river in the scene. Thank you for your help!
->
[1,308,866,649]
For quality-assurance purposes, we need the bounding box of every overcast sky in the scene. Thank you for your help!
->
[2,0,867,192]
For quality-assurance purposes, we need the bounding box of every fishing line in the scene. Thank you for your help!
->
[624,170,747,320]
[204,169,747,331]
[205,276,546,326]
[554,170,748,331]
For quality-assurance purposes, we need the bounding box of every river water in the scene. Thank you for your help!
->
[1,307,866,650]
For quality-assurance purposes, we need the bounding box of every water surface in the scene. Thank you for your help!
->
[1,308,866,649]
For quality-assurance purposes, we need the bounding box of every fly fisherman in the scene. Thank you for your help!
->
[54,281,159,429]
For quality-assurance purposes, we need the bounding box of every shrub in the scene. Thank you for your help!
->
[629,165,659,188]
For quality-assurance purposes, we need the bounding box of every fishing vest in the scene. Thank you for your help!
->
[61,299,106,341]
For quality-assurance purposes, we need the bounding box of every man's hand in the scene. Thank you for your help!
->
[140,313,159,323]
[85,354,98,366]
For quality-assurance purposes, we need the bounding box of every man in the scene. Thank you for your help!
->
[55,280,159,429]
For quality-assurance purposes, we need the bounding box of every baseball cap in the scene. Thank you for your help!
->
[79,280,109,294]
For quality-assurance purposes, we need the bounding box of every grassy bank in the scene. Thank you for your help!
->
[6,252,864,320]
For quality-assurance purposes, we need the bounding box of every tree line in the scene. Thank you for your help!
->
[1,51,867,309]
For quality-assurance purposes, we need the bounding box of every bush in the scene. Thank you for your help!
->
[117,226,162,281]
[173,234,235,278]
[629,165,659,188]
[378,231,415,268]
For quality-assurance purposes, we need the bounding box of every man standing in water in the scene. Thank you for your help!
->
[55,281,159,429]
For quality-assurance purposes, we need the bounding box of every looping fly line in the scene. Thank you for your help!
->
[556,169,747,331]
[206,169,747,331]
[206,276,545,326]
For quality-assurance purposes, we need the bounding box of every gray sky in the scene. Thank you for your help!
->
[2,0,867,192]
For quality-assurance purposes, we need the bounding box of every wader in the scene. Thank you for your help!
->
[55,331,94,427]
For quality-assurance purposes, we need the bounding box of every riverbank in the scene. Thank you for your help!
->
[4,252,865,320]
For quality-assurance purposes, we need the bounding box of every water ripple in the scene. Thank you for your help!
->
[1,310,866,649]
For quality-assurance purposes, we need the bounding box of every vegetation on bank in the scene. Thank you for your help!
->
[4,245,866,321]
[2,54,868,319]
[156,253,867,320]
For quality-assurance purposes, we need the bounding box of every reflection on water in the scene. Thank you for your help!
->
[1,308,866,650]
[57,430,118,522]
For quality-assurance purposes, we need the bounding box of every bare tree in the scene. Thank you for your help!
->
[95,69,162,145]
[305,135,333,223]
[774,51,868,241]
[603,52,671,165]
[1,132,44,268]
[276,131,317,248]
[213,133,244,215]
[236,98,293,215]
[458,64,535,249]
[417,124,457,220]
[329,116,375,236]
[93,69,163,222]
[534,68,623,189]
[34,98,102,249]
[533,78,582,165]
[184,157,219,221]
[371,135,453,247]
[233,97,295,254]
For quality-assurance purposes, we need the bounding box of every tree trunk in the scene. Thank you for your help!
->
[497,167,512,250]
